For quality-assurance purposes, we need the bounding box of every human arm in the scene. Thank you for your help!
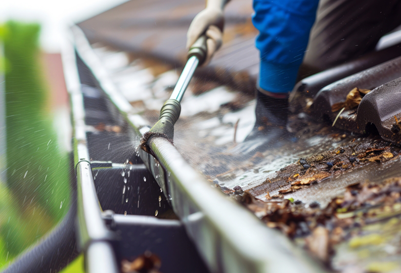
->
[253,0,320,94]
[186,0,230,65]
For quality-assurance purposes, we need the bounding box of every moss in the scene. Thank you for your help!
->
[366,261,398,272]
[349,234,386,248]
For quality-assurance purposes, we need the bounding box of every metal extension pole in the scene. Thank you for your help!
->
[146,35,207,140]
[170,56,199,102]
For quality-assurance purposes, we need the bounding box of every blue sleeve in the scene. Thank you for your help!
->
[252,0,319,93]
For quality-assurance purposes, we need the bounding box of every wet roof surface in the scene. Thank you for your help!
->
[78,0,259,92]
[87,43,401,272]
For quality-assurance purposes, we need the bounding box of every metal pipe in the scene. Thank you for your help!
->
[169,56,199,102]
[61,29,119,273]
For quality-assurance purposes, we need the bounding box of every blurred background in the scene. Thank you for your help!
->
[0,0,126,271]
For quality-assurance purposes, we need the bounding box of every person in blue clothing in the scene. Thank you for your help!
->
[187,0,401,152]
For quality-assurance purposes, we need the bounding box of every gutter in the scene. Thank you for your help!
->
[71,25,329,273]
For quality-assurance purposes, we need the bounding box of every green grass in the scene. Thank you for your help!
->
[0,21,77,271]
[4,21,70,221]
[61,255,85,273]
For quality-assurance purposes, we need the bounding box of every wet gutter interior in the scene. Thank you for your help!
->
[70,25,328,273]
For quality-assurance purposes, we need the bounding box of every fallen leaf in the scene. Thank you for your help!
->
[279,188,293,194]
[382,152,394,159]
[111,125,122,133]
[291,172,330,186]
[306,226,330,262]
[331,87,371,112]
[271,194,284,199]
[121,251,161,273]
[95,122,106,131]
[368,155,382,162]
[332,102,345,112]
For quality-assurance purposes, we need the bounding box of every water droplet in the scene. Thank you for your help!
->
[160,188,163,193]
[125,198,129,203]
[24,171,28,178]
[155,210,158,216]
[124,178,127,184]
[121,171,125,177]
[122,186,126,194]
[124,211,127,215]
[60,201,63,209]
[143,177,146,182]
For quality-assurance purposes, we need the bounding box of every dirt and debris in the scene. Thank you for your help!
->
[92,45,401,273]
[246,138,400,198]
[243,175,401,271]
[306,226,330,262]
[95,122,122,133]
[121,251,161,273]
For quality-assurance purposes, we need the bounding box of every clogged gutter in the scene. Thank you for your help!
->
[91,44,401,273]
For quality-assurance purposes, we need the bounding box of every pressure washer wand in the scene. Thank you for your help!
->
[146,35,208,141]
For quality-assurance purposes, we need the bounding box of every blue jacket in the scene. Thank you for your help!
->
[252,0,319,93]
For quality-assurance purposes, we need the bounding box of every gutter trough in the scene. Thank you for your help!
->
[68,25,328,273]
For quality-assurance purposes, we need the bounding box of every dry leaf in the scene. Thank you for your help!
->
[344,88,363,109]
[121,251,161,273]
[306,226,330,262]
[368,155,382,162]
[279,188,293,194]
[382,152,394,159]
[291,172,330,186]
[271,194,284,199]
[332,102,345,112]
[331,87,371,112]
[358,88,370,95]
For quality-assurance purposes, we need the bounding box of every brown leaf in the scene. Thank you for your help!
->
[121,251,161,273]
[358,88,370,95]
[331,87,371,112]
[95,122,106,131]
[331,102,345,112]
[278,188,293,194]
[382,152,394,159]
[344,87,363,110]
[306,226,330,262]
[271,194,284,199]
[368,155,382,162]
[291,172,330,186]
